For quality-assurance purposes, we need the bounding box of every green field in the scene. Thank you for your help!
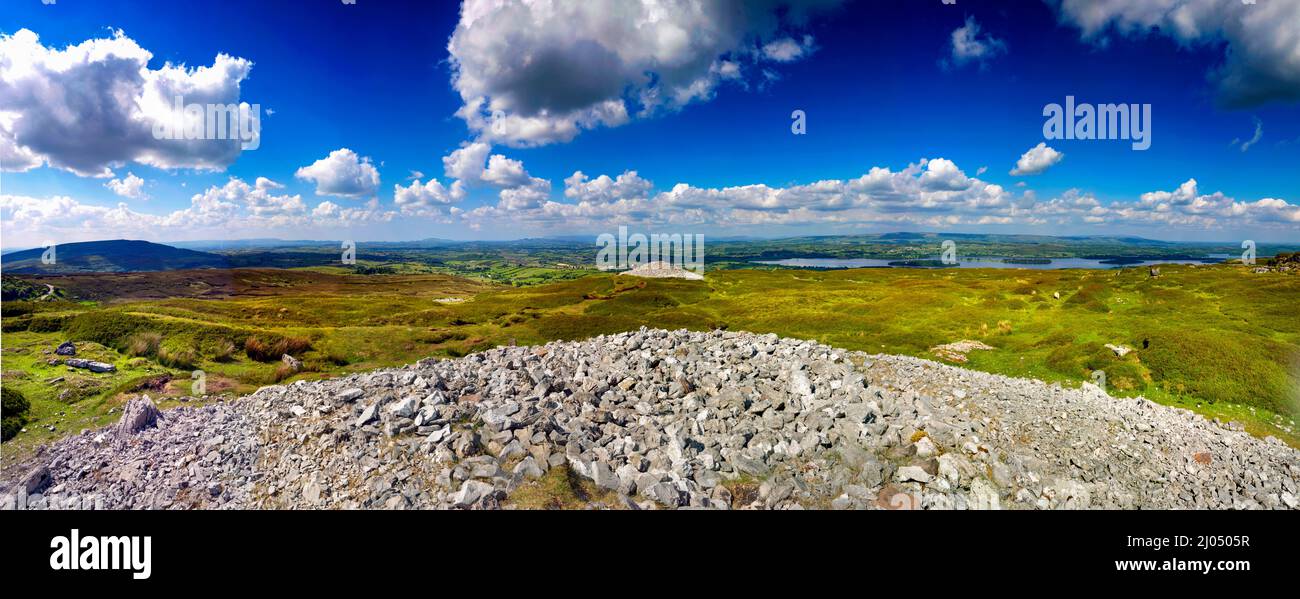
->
[2,262,1297,468]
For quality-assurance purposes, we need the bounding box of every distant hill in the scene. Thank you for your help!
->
[1,240,229,273]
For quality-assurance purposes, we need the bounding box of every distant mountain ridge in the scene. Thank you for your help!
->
[1,240,229,274]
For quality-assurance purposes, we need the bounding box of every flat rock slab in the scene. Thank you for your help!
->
[65,358,116,373]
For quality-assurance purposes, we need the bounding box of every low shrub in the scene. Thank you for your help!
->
[244,337,270,361]
[1,317,31,332]
[158,346,198,370]
[244,335,312,362]
[64,311,147,348]
[127,332,163,357]
[27,313,69,333]
[1,387,31,441]
[321,348,350,366]
[210,339,237,362]
[1063,283,1111,313]
[272,362,298,383]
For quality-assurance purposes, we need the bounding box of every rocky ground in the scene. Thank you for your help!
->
[3,328,1297,510]
[621,261,704,280]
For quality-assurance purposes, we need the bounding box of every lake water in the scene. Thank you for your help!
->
[753,257,1224,270]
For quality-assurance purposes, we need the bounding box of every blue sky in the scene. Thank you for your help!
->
[1,0,1298,246]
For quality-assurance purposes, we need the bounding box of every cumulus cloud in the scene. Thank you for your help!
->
[441,142,491,182]
[5,158,1297,244]
[295,148,381,198]
[458,157,1299,236]
[105,172,148,200]
[463,158,1022,230]
[192,177,306,218]
[564,170,655,203]
[1,176,397,245]
[447,0,842,146]
[311,198,396,227]
[0,28,256,177]
[437,142,552,207]
[481,154,535,188]
[1050,0,1300,107]
[944,16,1006,69]
[0,195,149,239]
[393,177,464,219]
[1010,142,1065,176]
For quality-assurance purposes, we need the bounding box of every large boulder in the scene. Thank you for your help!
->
[54,342,76,356]
[19,465,51,495]
[115,395,162,437]
[281,353,303,372]
[65,358,116,373]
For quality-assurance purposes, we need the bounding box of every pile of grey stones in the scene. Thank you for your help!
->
[3,328,1297,510]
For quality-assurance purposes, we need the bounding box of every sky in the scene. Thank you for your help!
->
[1,0,1298,247]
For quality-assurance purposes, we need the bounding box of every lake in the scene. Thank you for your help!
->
[753,257,1225,270]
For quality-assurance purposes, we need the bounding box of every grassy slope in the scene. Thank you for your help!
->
[2,263,1297,470]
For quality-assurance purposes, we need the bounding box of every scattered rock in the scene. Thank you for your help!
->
[452,480,494,508]
[621,261,703,280]
[355,402,380,427]
[930,340,995,363]
[115,396,161,437]
[386,396,419,418]
[338,388,365,402]
[19,465,51,495]
[897,466,932,483]
[4,328,1296,511]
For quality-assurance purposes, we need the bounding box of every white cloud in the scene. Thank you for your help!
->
[945,16,1006,69]
[447,0,841,147]
[714,60,742,80]
[481,154,533,188]
[564,170,655,203]
[0,28,255,177]
[191,177,306,218]
[1051,0,1300,107]
[0,174,398,245]
[1010,142,1065,176]
[1233,116,1263,152]
[0,125,42,172]
[464,158,1021,230]
[761,35,815,62]
[460,157,1299,235]
[498,178,552,211]
[311,198,395,227]
[437,142,552,207]
[393,177,463,219]
[920,158,973,190]
[105,172,148,200]
[295,148,381,198]
[5,159,1297,245]
[442,142,491,182]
